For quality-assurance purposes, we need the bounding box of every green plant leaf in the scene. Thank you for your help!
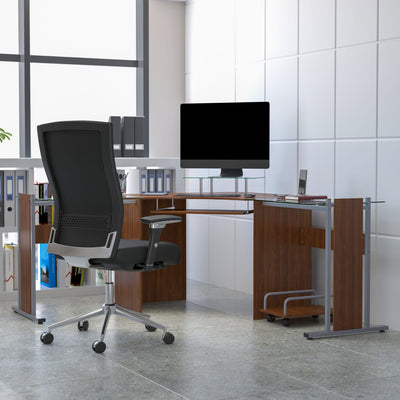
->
[0,128,12,143]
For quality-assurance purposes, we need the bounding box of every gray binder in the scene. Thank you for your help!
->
[134,117,145,157]
[121,117,135,157]
[108,116,122,157]
[4,170,15,227]
[0,171,4,227]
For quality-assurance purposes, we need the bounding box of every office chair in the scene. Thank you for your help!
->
[37,120,181,353]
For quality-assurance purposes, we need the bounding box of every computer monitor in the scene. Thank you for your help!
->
[180,102,270,178]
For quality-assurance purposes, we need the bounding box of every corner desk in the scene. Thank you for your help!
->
[15,193,388,339]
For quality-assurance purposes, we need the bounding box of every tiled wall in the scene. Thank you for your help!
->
[185,0,400,329]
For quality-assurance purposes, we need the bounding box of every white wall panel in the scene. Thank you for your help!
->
[299,0,335,53]
[336,0,377,47]
[299,141,335,198]
[209,217,236,290]
[236,0,265,62]
[378,39,400,138]
[266,56,298,141]
[379,0,400,40]
[235,219,254,294]
[377,140,400,236]
[186,69,235,103]
[265,142,298,195]
[185,0,235,74]
[299,51,335,140]
[336,43,377,139]
[187,215,210,283]
[266,0,298,59]
[371,236,400,330]
[236,62,265,102]
[335,140,377,199]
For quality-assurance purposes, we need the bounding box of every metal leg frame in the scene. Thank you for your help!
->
[304,198,389,339]
[42,271,168,344]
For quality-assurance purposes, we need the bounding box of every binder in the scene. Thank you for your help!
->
[140,169,147,194]
[15,170,27,228]
[5,243,18,290]
[164,169,172,194]
[0,249,4,291]
[3,247,13,292]
[147,169,156,193]
[34,183,40,225]
[40,243,57,288]
[38,183,50,224]
[57,259,72,288]
[121,116,135,157]
[4,170,15,227]
[156,169,164,193]
[0,171,4,227]
[15,170,27,195]
[134,117,145,157]
[70,266,84,286]
[109,116,122,157]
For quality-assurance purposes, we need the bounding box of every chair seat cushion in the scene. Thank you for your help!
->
[90,239,180,271]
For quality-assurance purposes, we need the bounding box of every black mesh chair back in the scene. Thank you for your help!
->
[37,121,123,264]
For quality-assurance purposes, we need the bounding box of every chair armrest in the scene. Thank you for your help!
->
[140,215,182,228]
[140,215,182,268]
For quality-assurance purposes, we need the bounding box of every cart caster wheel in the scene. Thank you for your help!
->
[92,340,106,354]
[282,318,290,327]
[78,320,89,331]
[40,331,54,345]
[312,315,319,320]
[266,314,276,323]
[145,324,157,332]
[162,332,175,345]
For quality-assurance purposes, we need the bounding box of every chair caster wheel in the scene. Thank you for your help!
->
[78,320,89,331]
[266,314,276,323]
[162,332,175,345]
[92,340,106,354]
[282,318,290,327]
[145,324,157,332]
[40,331,54,345]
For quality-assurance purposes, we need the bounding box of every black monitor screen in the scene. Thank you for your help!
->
[180,102,269,177]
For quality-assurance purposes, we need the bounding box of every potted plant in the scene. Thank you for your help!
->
[0,128,12,143]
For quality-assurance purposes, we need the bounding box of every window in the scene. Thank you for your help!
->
[0,0,148,158]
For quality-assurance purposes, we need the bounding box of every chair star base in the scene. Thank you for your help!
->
[40,272,174,353]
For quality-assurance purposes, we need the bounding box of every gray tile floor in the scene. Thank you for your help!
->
[1,280,399,400]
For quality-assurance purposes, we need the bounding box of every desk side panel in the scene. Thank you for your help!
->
[333,198,363,331]
[253,202,312,320]
[115,201,143,311]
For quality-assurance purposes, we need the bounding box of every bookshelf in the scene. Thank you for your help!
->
[0,157,182,307]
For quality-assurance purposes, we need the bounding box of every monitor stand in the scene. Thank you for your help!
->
[220,168,243,178]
